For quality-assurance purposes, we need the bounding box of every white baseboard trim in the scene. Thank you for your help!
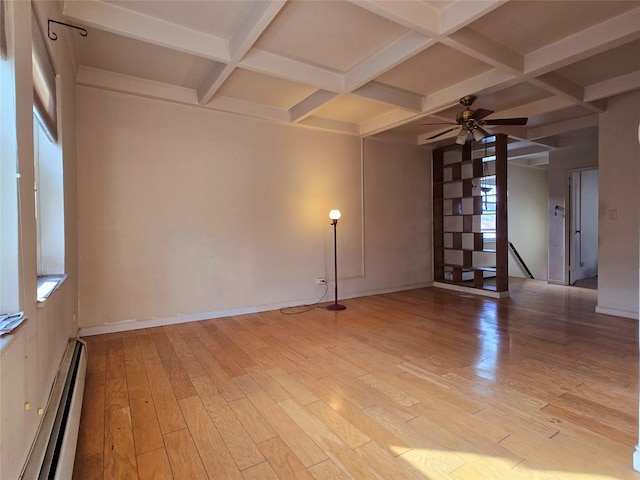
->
[595,305,639,320]
[432,282,509,298]
[78,281,434,337]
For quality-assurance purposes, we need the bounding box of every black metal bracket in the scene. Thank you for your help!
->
[48,19,88,41]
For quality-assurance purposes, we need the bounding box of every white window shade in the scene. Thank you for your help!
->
[32,9,57,142]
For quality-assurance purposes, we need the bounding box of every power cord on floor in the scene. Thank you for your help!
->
[279,283,329,315]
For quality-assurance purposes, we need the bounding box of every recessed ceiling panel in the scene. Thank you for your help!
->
[374,43,493,96]
[468,1,638,54]
[79,28,214,88]
[313,95,397,124]
[218,69,319,110]
[105,0,253,37]
[254,1,409,72]
[555,39,640,87]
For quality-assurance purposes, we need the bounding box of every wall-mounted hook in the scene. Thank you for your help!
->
[48,19,88,41]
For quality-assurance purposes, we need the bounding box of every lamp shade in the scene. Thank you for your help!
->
[472,128,485,142]
[455,128,468,145]
[329,209,341,220]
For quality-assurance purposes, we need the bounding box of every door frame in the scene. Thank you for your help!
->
[565,167,598,285]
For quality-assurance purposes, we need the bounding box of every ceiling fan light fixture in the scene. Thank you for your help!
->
[420,95,529,144]
[455,128,468,145]
[472,127,485,142]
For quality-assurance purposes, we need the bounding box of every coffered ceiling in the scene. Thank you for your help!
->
[57,0,640,148]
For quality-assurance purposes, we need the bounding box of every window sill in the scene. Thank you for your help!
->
[37,274,67,306]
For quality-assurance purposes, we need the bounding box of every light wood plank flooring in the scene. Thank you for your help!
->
[73,279,639,479]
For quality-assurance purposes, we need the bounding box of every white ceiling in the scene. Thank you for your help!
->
[58,0,640,151]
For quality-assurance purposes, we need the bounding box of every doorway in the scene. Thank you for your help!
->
[568,168,598,286]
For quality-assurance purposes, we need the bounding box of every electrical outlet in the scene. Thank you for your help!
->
[316,278,326,285]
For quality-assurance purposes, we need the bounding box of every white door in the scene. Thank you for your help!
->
[569,169,598,285]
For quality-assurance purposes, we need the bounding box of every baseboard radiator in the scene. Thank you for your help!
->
[21,339,87,480]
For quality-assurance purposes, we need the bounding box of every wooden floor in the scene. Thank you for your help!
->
[73,279,639,479]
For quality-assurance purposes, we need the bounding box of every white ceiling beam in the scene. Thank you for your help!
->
[228,1,286,59]
[531,138,560,149]
[289,90,340,123]
[289,90,341,123]
[530,73,605,113]
[240,49,344,93]
[584,71,640,102]
[507,144,552,159]
[532,73,583,101]
[511,154,551,167]
[443,28,523,73]
[197,0,286,105]
[421,68,517,114]
[360,109,425,137]
[344,31,433,91]
[76,65,198,105]
[492,96,577,120]
[298,116,360,136]
[362,68,516,137]
[197,62,226,104]
[491,125,527,140]
[206,95,291,123]
[348,0,441,37]
[62,0,229,61]
[525,6,640,75]
[527,113,598,141]
[352,82,422,112]
[440,0,508,35]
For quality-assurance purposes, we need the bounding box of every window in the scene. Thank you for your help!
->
[33,113,65,299]
[0,0,20,314]
[32,7,64,300]
[480,155,496,241]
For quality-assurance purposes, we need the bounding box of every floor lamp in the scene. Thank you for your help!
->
[327,210,346,311]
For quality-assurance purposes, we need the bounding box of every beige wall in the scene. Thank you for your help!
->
[508,163,549,281]
[360,137,432,288]
[76,88,431,332]
[0,1,79,478]
[597,90,640,319]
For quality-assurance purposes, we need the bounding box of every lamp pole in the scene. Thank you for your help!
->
[328,210,346,311]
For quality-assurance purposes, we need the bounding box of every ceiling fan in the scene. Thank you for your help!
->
[421,95,528,144]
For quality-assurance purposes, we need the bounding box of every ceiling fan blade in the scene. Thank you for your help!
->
[455,127,468,145]
[426,128,456,140]
[470,108,494,121]
[419,122,457,126]
[483,117,528,126]
[479,126,494,137]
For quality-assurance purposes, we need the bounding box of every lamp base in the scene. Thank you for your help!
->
[327,303,346,311]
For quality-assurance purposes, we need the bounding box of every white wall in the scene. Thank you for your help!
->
[0,2,79,478]
[76,88,431,332]
[547,143,598,284]
[597,90,640,319]
[508,163,548,280]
